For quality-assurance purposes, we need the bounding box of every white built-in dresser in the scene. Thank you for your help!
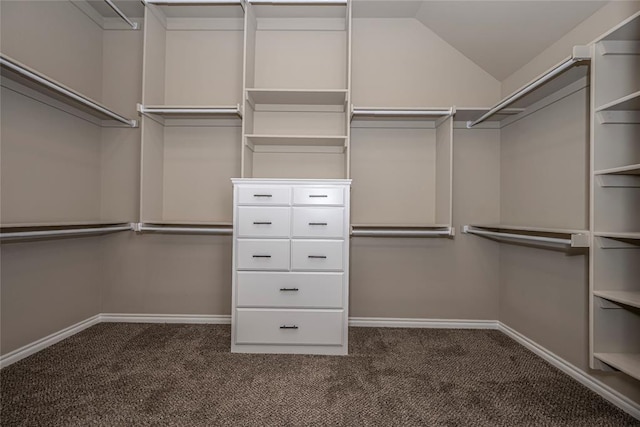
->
[231,179,351,355]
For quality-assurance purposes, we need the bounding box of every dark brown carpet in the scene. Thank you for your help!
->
[1,324,637,426]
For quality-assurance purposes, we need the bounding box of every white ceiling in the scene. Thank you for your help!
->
[354,0,608,81]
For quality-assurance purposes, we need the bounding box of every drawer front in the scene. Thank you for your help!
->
[235,309,344,345]
[292,207,344,238]
[237,186,291,206]
[237,239,290,271]
[237,207,290,238]
[291,240,344,271]
[236,272,343,308]
[293,187,344,206]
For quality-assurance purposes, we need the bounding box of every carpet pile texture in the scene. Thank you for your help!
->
[1,324,637,426]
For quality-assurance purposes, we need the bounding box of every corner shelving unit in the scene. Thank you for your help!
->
[242,0,350,179]
[349,107,454,236]
[590,11,640,381]
[0,54,138,128]
[139,0,244,227]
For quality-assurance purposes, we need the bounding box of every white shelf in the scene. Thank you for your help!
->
[246,134,346,147]
[0,54,138,127]
[594,353,640,381]
[134,222,233,235]
[463,225,590,248]
[594,291,640,309]
[601,11,640,42]
[351,107,452,121]
[138,105,242,119]
[454,108,524,123]
[143,1,244,19]
[251,1,347,20]
[596,91,640,112]
[594,232,640,240]
[351,224,454,238]
[246,89,347,107]
[595,164,640,176]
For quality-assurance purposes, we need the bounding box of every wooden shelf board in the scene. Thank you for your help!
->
[595,164,640,176]
[246,134,346,146]
[594,353,640,381]
[0,54,136,127]
[594,291,640,309]
[246,88,347,106]
[594,232,640,240]
[596,91,640,112]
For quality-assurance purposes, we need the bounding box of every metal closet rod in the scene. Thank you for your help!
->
[466,48,591,128]
[104,0,139,30]
[136,224,233,235]
[0,55,138,128]
[352,108,453,117]
[462,226,572,246]
[0,224,132,241]
[351,228,454,238]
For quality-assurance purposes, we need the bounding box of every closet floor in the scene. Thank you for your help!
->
[1,324,635,426]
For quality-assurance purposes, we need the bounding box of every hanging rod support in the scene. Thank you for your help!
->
[104,0,139,30]
[466,45,591,128]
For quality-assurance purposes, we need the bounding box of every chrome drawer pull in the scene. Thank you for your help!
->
[309,195,328,198]
[253,221,272,225]
[279,325,299,329]
[308,255,327,259]
[279,287,299,292]
[252,255,271,258]
[253,194,272,197]
[309,222,328,226]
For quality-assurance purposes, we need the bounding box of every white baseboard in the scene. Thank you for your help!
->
[100,313,232,324]
[2,314,637,419]
[498,322,640,420]
[0,314,100,369]
[349,317,499,329]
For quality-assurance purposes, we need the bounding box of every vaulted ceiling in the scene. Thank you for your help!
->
[96,0,610,81]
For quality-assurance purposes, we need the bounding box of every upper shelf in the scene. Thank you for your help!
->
[466,46,591,128]
[596,91,640,112]
[142,0,245,19]
[250,1,347,19]
[462,224,590,248]
[0,54,138,128]
[351,107,453,121]
[247,89,347,106]
[594,164,640,176]
[75,0,142,30]
[600,10,640,42]
[351,224,454,238]
[138,104,242,120]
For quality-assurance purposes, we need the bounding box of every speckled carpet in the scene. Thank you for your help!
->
[1,324,637,426]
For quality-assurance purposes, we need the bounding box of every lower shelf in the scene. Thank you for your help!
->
[594,352,640,381]
[594,291,640,309]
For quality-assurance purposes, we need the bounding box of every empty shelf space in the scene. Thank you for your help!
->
[246,89,348,107]
[351,107,452,120]
[596,91,640,112]
[246,135,346,147]
[594,291,640,309]
[138,105,242,119]
[594,353,640,381]
[463,225,590,248]
[595,164,640,176]
[0,54,137,127]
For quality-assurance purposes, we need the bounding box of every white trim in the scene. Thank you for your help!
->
[498,322,640,420]
[348,317,499,329]
[0,315,100,369]
[100,313,232,324]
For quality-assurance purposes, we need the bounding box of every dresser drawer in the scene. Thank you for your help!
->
[237,186,291,206]
[291,240,344,271]
[292,207,344,238]
[235,309,344,345]
[236,272,343,308]
[293,187,344,206]
[237,207,290,238]
[237,239,290,271]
